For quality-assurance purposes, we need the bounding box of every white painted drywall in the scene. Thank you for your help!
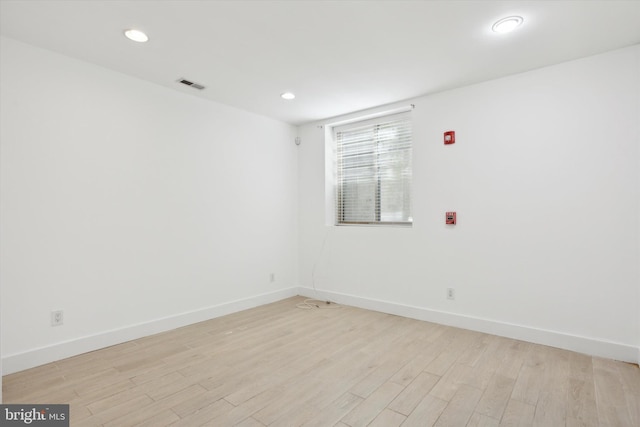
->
[0,36,299,372]
[637,46,640,364]
[298,45,640,362]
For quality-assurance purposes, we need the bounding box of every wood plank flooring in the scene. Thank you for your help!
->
[3,296,639,426]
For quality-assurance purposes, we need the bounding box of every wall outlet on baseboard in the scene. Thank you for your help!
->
[51,310,63,326]
[447,288,455,300]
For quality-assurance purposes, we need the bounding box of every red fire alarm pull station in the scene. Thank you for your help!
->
[446,212,456,225]
[444,131,455,145]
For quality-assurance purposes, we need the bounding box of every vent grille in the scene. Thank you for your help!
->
[178,78,205,90]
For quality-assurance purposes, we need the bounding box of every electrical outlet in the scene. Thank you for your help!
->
[447,288,455,300]
[51,310,63,326]
[270,273,275,283]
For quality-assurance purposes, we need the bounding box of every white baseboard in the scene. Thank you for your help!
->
[298,287,639,365]
[2,287,299,375]
[4,286,637,375]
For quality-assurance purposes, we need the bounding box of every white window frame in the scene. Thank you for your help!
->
[330,109,413,227]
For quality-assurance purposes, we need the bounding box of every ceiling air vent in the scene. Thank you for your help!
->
[178,78,205,90]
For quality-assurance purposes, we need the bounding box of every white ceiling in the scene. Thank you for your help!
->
[1,0,639,125]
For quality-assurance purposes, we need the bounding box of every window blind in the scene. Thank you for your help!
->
[335,112,412,225]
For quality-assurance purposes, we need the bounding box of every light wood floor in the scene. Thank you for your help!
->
[3,296,639,426]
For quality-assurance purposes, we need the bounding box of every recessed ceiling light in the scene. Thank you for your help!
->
[492,16,524,34]
[281,92,296,100]
[124,29,149,43]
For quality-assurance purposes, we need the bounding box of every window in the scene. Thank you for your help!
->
[334,112,412,225]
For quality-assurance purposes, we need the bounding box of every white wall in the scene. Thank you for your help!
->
[0,36,299,373]
[637,46,640,365]
[298,45,640,363]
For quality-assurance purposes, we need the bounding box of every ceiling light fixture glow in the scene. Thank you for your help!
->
[281,92,296,100]
[124,29,149,43]
[492,16,523,34]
